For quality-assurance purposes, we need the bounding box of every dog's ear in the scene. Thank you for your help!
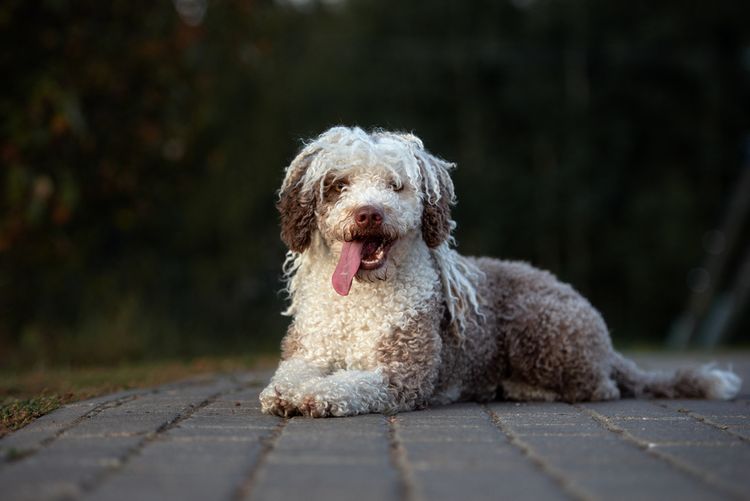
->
[277,148,320,253]
[422,185,452,247]
[416,150,456,248]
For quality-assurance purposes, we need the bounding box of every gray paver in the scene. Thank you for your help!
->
[245,414,398,501]
[398,403,569,501]
[490,401,734,501]
[0,355,748,501]
[0,376,240,501]
[84,388,277,501]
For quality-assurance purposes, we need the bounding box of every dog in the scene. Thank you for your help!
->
[259,126,741,417]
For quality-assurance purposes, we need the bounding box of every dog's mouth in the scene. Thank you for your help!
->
[359,236,393,270]
[331,236,394,296]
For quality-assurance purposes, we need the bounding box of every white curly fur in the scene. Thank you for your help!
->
[701,366,742,400]
[260,126,743,418]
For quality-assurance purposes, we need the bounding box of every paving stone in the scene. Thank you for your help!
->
[412,467,568,501]
[407,402,487,417]
[398,427,498,444]
[518,433,631,460]
[0,460,97,501]
[397,409,571,501]
[660,398,750,416]
[504,420,607,436]
[396,406,497,445]
[262,415,391,464]
[611,417,737,444]
[652,442,750,496]
[727,426,750,440]
[247,462,399,501]
[489,403,737,500]
[37,435,143,460]
[84,440,267,501]
[583,399,682,418]
[403,440,518,469]
[494,402,581,415]
[564,462,727,501]
[657,398,750,441]
[272,433,389,457]
[397,414,488,427]
[248,414,397,500]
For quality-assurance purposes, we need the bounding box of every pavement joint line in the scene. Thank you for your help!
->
[513,432,603,438]
[608,416,690,421]
[78,377,244,498]
[577,404,745,500]
[482,404,591,501]
[231,416,287,501]
[387,415,417,501]
[650,401,750,444]
[0,391,143,466]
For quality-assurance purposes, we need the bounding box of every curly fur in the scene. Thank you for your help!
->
[260,126,742,418]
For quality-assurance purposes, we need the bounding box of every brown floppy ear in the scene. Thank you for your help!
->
[422,184,452,247]
[417,152,456,248]
[277,150,319,252]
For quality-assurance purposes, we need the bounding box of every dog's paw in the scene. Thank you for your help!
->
[298,395,330,418]
[298,395,346,418]
[259,385,300,417]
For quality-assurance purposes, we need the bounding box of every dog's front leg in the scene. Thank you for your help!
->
[259,358,327,417]
[296,318,443,417]
[293,369,394,417]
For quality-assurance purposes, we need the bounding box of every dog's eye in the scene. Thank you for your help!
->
[334,180,348,192]
[390,181,403,192]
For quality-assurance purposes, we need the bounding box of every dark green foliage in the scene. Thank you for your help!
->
[1,0,748,367]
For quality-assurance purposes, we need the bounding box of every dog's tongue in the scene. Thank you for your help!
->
[332,241,363,296]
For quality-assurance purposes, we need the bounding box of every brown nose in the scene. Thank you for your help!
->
[355,205,384,228]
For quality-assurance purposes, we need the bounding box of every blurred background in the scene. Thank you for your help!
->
[1,0,749,370]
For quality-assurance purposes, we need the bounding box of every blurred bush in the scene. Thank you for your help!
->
[1,0,748,367]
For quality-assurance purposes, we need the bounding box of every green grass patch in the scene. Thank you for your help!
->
[0,395,65,438]
[0,355,276,438]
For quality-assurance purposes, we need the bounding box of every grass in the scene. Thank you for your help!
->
[0,355,275,438]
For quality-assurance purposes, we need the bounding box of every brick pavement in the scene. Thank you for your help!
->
[1,355,748,501]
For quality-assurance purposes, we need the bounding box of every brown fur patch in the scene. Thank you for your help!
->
[280,325,303,360]
[421,185,452,248]
[278,157,318,252]
[376,311,442,410]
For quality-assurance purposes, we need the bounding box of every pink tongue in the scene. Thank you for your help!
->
[332,241,363,296]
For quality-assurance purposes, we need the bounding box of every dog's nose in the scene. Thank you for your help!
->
[355,206,383,228]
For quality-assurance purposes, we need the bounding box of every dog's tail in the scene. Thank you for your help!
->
[611,352,741,400]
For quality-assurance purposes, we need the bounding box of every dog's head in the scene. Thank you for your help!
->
[278,127,456,295]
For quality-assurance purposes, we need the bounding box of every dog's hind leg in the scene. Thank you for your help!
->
[560,372,621,402]
[500,380,560,402]
[501,373,620,402]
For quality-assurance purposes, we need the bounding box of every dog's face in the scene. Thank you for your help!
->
[278,127,455,295]
[316,165,422,291]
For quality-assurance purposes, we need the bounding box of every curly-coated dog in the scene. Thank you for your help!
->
[259,126,741,417]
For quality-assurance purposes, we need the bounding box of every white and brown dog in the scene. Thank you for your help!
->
[259,126,741,418]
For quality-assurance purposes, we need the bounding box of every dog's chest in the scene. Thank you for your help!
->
[292,257,440,371]
[294,285,420,370]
